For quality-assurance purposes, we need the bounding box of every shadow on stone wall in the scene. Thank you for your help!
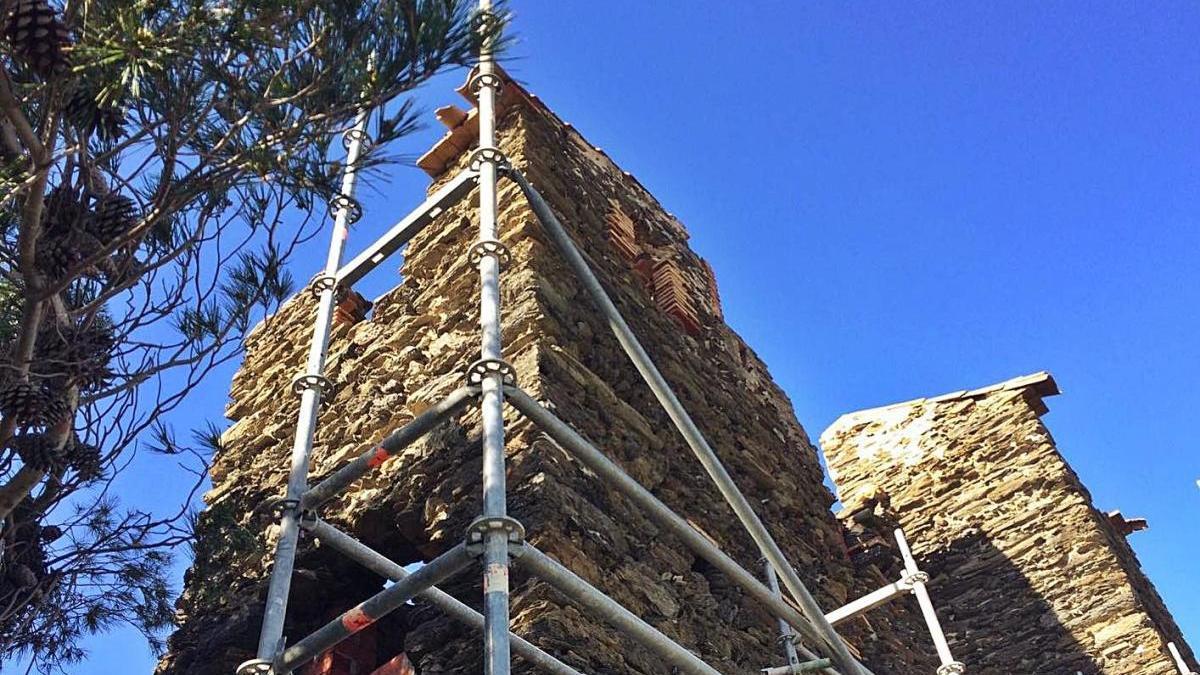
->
[929,531,1102,675]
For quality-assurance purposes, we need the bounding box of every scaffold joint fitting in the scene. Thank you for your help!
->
[466,515,525,555]
[309,273,339,298]
[235,658,272,675]
[466,358,517,387]
[269,497,301,517]
[342,127,374,152]
[468,147,510,172]
[469,71,504,94]
[469,239,512,270]
[292,373,333,396]
[900,569,930,590]
[331,192,364,225]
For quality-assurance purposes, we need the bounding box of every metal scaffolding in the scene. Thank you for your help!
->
[1171,642,1198,675]
[235,5,966,675]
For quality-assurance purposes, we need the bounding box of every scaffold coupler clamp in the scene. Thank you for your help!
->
[467,146,510,173]
[936,662,966,675]
[899,569,929,591]
[235,658,272,675]
[297,509,319,530]
[465,358,517,388]
[469,238,512,270]
[267,496,301,519]
[465,515,526,558]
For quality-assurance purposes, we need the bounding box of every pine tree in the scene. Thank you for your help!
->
[0,0,506,669]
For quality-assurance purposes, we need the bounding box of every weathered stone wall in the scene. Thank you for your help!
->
[821,372,1197,675]
[158,72,939,675]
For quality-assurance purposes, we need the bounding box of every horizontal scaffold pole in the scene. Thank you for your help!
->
[275,543,474,673]
[502,168,864,675]
[303,519,584,675]
[336,168,480,287]
[517,543,723,675]
[503,386,872,675]
[824,580,907,626]
[301,386,479,509]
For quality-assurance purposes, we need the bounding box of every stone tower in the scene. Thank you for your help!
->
[821,372,1196,675]
[157,71,939,675]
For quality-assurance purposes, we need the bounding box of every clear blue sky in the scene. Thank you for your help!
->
[55,2,1199,673]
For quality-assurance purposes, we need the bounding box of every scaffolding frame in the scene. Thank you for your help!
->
[236,6,964,675]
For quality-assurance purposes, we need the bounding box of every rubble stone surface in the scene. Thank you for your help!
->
[157,71,942,675]
[821,372,1197,675]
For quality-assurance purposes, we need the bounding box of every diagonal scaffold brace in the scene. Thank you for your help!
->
[515,543,723,675]
[273,543,475,673]
[1170,642,1198,675]
[502,386,872,675]
[501,167,868,675]
[301,518,584,675]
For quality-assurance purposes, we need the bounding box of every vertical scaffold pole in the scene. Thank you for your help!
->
[764,559,802,670]
[893,529,964,674]
[252,106,372,664]
[474,3,512,674]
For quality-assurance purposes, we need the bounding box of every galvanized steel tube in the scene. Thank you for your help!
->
[255,105,372,660]
[504,386,872,675]
[300,386,479,508]
[303,519,584,675]
[765,559,802,668]
[518,544,723,675]
[823,581,907,627]
[762,659,834,675]
[275,543,474,673]
[475,3,511,674]
[893,529,961,671]
[504,168,862,675]
[1169,642,1196,675]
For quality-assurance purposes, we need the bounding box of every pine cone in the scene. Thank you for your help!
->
[87,194,136,243]
[35,228,102,280]
[38,524,63,543]
[36,186,100,280]
[66,438,102,482]
[0,381,69,426]
[9,432,63,471]
[65,85,125,142]
[4,0,71,80]
[34,320,115,391]
[43,184,88,235]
